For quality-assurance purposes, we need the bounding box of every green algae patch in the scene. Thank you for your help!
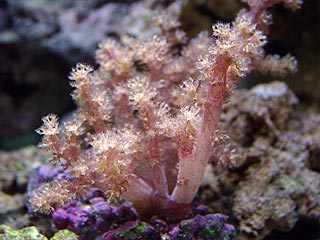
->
[50,229,78,240]
[0,225,47,240]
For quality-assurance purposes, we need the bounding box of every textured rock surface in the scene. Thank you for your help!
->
[212,81,320,239]
[0,146,49,229]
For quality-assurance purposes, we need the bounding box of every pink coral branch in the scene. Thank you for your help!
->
[172,80,227,203]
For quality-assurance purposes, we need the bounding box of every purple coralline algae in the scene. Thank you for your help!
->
[52,191,138,239]
[51,191,235,240]
[168,214,235,240]
[103,221,160,240]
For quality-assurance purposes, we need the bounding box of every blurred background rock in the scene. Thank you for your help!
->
[0,0,152,149]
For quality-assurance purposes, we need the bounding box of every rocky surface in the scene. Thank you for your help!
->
[200,81,320,239]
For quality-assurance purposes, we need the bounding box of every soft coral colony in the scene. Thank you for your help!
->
[31,0,301,220]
